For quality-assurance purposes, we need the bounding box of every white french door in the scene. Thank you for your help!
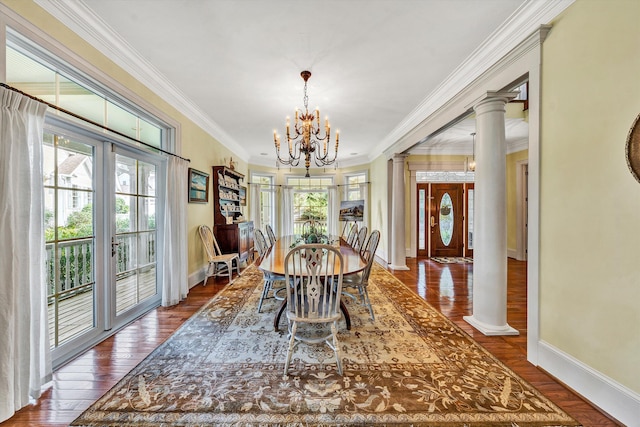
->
[109,147,162,327]
[45,122,163,368]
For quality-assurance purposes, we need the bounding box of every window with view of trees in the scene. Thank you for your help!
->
[7,30,171,368]
[287,177,332,235]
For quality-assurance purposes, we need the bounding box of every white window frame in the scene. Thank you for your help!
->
[250,172,276,234]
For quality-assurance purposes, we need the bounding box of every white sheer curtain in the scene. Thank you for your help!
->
[161,156,189,306]
[249,183,261,231]
[327,185,339,236]
[0,87,51,422]
[282,185,294,236]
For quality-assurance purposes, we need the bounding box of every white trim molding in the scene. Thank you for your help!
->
[373,0,573,161]
[539,341,640,427]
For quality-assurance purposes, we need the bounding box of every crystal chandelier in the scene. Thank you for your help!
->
[273,70,339,177]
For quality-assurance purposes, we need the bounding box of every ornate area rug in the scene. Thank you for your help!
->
[71,264,579,426]
[431,256,474,264]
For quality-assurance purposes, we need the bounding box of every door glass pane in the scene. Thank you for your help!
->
[418,189,425,250]
[439,192,453,246]
[44,133,96,348]
[115,154,158,315]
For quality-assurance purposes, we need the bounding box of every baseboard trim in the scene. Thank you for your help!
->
[188,266,206,289]
[538,340,639,427]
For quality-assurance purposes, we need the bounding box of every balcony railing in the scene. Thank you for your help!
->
[292,220,327,236]
[46,234,157,347]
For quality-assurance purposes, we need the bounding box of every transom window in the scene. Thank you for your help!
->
[6,34,166,149]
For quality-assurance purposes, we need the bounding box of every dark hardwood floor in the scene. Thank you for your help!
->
[1,258,622,426]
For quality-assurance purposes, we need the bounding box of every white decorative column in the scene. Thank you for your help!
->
[389,154,409,270]
[464,91,519,336]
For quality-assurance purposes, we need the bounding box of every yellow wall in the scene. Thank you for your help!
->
[368,155,389,260]
[0,0,247,278]
[506,150,528,253]
[540,0,640,391]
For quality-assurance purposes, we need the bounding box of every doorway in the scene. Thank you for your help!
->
[44,126,163,368]
[431,183,464,257]
[417,182,473,258]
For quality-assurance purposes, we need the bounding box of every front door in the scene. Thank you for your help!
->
[430,183,464,257]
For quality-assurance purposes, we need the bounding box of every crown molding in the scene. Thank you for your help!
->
[33,0,249,160]
[371,0,574,161]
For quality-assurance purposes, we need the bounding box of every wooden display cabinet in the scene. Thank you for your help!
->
[212,166,254,262]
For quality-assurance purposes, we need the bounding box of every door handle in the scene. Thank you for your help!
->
[111,237,119,257]
[430,216,436,227]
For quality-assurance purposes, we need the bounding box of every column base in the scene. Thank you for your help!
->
[387,263,410,271]
[463,315,519,336]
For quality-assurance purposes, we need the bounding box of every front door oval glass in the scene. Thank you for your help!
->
[439,193,453,246]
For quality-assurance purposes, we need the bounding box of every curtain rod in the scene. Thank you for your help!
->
[1,82,191,163]
[247,182,370,187]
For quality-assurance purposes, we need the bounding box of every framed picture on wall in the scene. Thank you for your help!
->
[239,186,247,206]
[188,168,209,203]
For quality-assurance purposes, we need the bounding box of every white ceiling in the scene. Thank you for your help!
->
[36,0,546,169]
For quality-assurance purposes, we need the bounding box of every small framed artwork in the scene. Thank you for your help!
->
[188,168,210,203]
[239,186,247,206]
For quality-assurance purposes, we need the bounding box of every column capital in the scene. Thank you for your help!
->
[392,153,410,162]
[467,90,519,112]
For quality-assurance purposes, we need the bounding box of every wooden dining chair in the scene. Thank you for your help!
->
[283,243,344,375]
[255,229,285,313]
[198,225,241,284]
[345,223,358,246]
[265,224,277,246]
[342,230,380,321]
[353,225,368,252]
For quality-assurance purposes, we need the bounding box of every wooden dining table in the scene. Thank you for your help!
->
[257,234,367,331]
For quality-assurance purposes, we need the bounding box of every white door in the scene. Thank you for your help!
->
[44,125,163,368]
[109,147,162,327]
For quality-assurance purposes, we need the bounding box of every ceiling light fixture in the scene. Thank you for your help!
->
[467,132,476,172]
[273,70,339,177]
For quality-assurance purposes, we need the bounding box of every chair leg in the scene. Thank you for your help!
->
[226,261,233,284]
[235,258,241,276]
[203,263,212,286]
[361,285,375,321]
[258,278,272,313]
[331,321,342,375]
[284,321,298,375]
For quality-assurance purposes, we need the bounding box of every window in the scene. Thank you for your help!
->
[6,36,166,149]
[344,172,366,201]
[251,174,275,233]
[287,177,333,235]
[7,31,170,368]
[416,171,474,183]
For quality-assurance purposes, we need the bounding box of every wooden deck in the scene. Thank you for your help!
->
[48,267,157,346]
